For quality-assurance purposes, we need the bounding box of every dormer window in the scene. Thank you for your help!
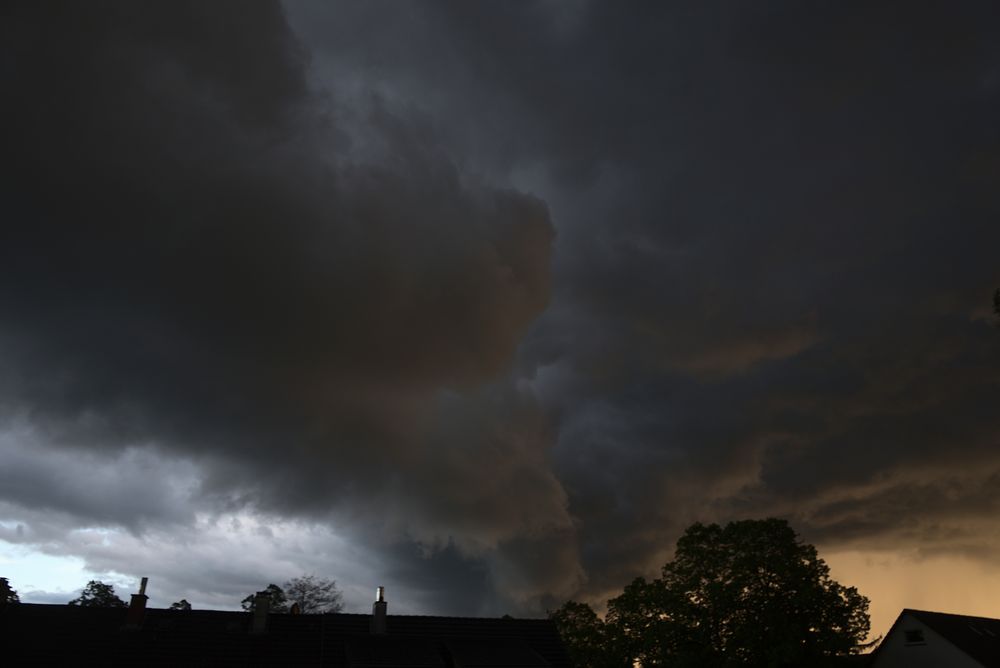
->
[904,629,926,645]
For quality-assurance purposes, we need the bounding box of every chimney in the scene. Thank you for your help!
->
[370,586,387,634]
[125,577,149,630]
[251,591,270,634]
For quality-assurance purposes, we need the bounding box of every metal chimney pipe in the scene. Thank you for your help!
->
[371,586,387,635]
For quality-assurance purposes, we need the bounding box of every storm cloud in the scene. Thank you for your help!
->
[1,0,999,627]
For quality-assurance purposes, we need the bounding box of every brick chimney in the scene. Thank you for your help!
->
[251,591,270,634]
[124,577,149,630]
[370,586,387,634]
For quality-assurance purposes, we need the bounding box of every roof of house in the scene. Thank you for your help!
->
[872,608,1000,668]
[1,603,571,667]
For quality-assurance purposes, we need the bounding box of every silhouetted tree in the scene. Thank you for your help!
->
[169,599,192,611]
[607,519,874,667]
[68,580,127,608]
[549,600,630,668]
[283,575,343,614]
[241,583,288,613]
[0,577,20,605]
[994,288,999,320]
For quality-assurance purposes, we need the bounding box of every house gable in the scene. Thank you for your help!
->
[870,609,1000,668]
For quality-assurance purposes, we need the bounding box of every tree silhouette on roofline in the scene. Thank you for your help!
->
[1,577,20,605]
[68,580,127,608]
[241,583,288,613]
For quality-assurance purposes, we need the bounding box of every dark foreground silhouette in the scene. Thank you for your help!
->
[551,518,874,667]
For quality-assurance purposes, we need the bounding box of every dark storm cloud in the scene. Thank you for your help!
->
[549,0,1000,595]
[3,0,1000,616]
[287,0,1000,600]
[0,0,568,612]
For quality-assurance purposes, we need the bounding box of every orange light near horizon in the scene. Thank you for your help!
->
[824,549,1000,645]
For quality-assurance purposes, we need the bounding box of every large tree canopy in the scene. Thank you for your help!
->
[555,519,873,667]
[68,580,127,608]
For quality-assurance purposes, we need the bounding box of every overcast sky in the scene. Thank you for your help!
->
[2,0,999,638]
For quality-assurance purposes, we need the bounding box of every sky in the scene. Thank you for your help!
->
[1,0,999,641]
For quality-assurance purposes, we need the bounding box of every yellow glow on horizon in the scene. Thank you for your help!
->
[824,549,1000,645]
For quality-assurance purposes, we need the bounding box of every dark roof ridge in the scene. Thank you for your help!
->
[2,602,572,666]
[905,608,1000,623]
[7,603,550,620]
[314,611,552,621]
